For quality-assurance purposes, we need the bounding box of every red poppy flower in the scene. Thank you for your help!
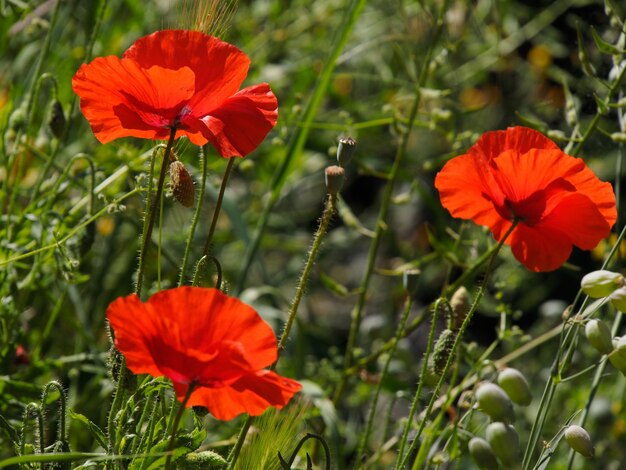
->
[106,287,301,420]
[72,30,277,158]
[435,126,616,272]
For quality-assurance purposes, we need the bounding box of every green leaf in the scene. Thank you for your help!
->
[320,272,349,297]
[67,410,107,449]
[0,414,18,444]
[591,27,623,55]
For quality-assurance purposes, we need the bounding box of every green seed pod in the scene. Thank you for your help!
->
[468,437,499,470]
[608,336,626,374]
[336,136,356,167]
[450,286,471,330]
[564,425,594,458]
[184,450,227,468]
[476,382,514,423]
[609,287,626,312]
[431,328,456,375]
[497,367,532,406]
[581,270,624,298]
[486,422,519,466]
[585,319,613,354]
[325,165,345,196]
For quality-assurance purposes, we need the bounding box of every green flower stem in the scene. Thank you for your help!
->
[136,127,177,297]
[202,156,235,259]
[165,382,196,470]
[394,298,443,468]
[333,0,449,406]
[235,0,367,294]
[178,146,208,286]
[358,294,413,461]
[227,192,338,470]
[397,221,517,469]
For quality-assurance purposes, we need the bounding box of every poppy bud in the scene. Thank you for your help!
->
[564,425,594,458]
[336,136,356,167]
[403,269,420,296]
[585,319,613,354]
[184,450,227,468]
[48,100,66,139]
[450,286,471,330]
[325,165,345,196]
[169,160,195,207]
[497,367,532,406]
[468,437,499,470]
[609,287,626,312]
[476,382,514,423]
[581,270,624,298]
[486,422,519,466]
[431,328,456,375]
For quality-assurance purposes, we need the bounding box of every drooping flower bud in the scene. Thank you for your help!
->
[449,286,471,330]
[169,160,195,207]
[325,165,345,196]
[48,100,66,139]
[184,450,228,468]
[609,287,626,312]
[581,270,624,298]
[585,319,613,354]
[336,136,356,167]
[564,425,594,458]
[431,328,456,375]
[497,367,532,406]
[486,422,519,466]
[468,437,499,470]
[476,382,514,423]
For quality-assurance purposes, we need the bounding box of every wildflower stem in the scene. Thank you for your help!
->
[136,127,177,297]
[395,298,443,468]
[333,0,449,407]
[178,146,208,286]
[358,294,413,461]
[397,221,518,469]
[165,382,196,470]
[202,156,235,259]
[228,192,338,470]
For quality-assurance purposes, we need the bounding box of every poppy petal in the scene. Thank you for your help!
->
[469,126,559,161]
[122,30,250,106]
[175,370,302,420]
[145,287,278,370]
[72,57,196,143]
[197,84,278,157]
[509,193,611,271]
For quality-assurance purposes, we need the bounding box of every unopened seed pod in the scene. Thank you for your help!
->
[169,160,195,207]
[497,367,532,406]
[585,319,613,354]
[581,270,624,298]
[476,382,514,423]
[609,287,626,312]
[486,422,519,466]
[336,136,356,167]
[564,425,594,458]
[450,286,471,330]
[325,165,345,196]
[608,336,626,375]
[184,450,227,468]
[468,437,499,470]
